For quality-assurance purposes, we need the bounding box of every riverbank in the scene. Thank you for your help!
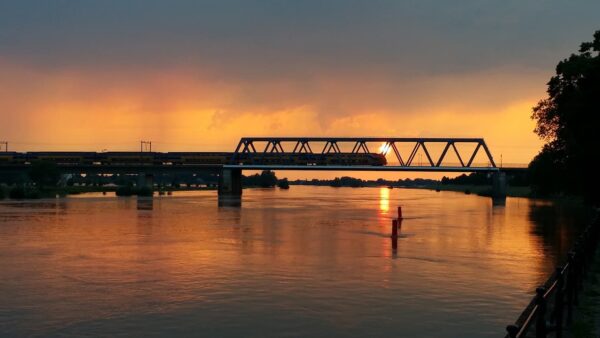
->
[412,184,591,205]
[290,182,532,198]
[0,185,217,199]
[407,184,532,198]
[0,185,299,200]
[0,183,580,202]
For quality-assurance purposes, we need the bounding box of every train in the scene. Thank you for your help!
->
[0,152,387,166]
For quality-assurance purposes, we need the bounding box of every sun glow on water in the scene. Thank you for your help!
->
[379,187,390,213]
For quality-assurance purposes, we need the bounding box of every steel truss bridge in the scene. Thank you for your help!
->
[0,137,520,206]
[0,137,503,172]
[229,137,498,172]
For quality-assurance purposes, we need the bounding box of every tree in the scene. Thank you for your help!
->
[242,170,278,187]
[277,178,290,189]
[529,30,600,203]
[258,170,278,187]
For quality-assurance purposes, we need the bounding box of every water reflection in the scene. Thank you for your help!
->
[379,187,389,213]
[528,200,590,267]
[0,187,591,337]
[390,219,403,257]
[492,196,507,206]
[137,197,154,211]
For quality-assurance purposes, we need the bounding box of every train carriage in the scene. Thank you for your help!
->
[0,152,27,164]
[181,152,230,165]
[0,151,386,166]
[25,152,97,165]
[233,152,386,166]
[96,152,158,165]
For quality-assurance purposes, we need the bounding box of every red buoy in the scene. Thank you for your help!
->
[391,219,398,238]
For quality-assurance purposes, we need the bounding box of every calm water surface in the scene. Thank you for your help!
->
[0,187,590,337]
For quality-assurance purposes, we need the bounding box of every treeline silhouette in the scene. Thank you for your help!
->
[291,177,439,188]
[242,170,278,187]
[529,30,600,204]
[441,172,528,187]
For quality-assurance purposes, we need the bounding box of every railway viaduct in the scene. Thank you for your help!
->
[0,137,525,206]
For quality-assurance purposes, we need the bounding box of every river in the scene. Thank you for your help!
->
[0,186,591,337]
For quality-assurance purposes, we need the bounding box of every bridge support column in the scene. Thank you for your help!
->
[492,171,507,205]
[218,168,242,207]
[137,172,154,188]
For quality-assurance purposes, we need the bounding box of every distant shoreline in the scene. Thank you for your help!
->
[406,184,531,198]
[288,180,531,198]
[0,184,582,203]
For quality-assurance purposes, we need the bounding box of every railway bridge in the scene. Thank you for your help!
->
[0,137,522,206]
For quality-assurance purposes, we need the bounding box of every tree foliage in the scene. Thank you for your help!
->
[242,170,278,187]
[529,30,600,203]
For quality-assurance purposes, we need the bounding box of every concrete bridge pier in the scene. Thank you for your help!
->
[492,171,507,205]
[218,168,242,207]
[137,172,154,188]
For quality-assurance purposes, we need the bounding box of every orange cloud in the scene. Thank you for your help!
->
[0,59,545,174]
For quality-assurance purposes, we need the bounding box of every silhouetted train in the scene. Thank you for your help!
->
[0,152,387,166]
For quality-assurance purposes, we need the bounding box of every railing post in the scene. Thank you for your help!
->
[536,287,547,338]
[554,267,564,337]
[566,253,575,325]
[506,324,519,338]
[572,252,581,305]
[580,238,588,280]
[571,242,581,293]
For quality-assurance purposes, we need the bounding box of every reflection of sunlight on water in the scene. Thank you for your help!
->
[0,186,591,337]
[379,188,389,213]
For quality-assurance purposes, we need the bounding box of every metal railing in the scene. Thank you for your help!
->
[505,212,600,338]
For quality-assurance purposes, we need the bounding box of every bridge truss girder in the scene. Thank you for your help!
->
[232,137,496,168]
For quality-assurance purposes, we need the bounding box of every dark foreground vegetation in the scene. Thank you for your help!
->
[528,30,600,205]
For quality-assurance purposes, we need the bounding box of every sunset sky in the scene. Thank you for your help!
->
[1,1,599,178]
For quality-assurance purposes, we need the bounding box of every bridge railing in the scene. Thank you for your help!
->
[505,213,600,338]
[232,137,497,168]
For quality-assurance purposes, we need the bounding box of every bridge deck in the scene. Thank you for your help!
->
[223,165,500,172]
[0,163,523,173]
[0,136,528,173]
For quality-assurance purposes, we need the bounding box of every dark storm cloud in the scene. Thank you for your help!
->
[1,0,599,79]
